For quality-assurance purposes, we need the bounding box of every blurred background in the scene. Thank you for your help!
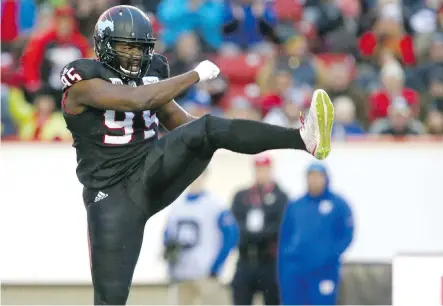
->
[1,0,443,305]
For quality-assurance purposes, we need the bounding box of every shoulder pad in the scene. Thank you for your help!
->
[151,53,170,79]
[60,59,102,92]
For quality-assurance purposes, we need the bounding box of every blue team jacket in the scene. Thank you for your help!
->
[278,164,354,277]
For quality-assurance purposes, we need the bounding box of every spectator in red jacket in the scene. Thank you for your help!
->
[368,60,419,122]
[369,98,425,136]
[20,6,92,105]
[358,2,416,66]
[1,38,27,88]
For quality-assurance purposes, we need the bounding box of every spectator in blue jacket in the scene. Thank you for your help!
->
[221,0,278,55]
[278,163,354,305]
[157,0,224,51]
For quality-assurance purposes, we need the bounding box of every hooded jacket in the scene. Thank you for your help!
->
[278,163,354,275]
[20,6,91,92]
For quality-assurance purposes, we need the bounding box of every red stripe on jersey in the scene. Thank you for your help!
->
[61,91,78,115]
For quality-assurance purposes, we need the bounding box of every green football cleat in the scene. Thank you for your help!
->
[300,89,335,160]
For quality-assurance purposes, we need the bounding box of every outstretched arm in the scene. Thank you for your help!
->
[65,71,199,113]
[63,60,219,114]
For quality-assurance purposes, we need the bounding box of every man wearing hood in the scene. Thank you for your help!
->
[278,163,354,305]
[20,6,92,104]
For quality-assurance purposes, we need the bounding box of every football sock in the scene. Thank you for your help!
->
[206,115,307,154]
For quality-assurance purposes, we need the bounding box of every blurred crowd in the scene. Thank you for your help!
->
[2,0,443,141]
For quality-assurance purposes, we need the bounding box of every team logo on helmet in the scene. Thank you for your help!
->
[97,19,114,38]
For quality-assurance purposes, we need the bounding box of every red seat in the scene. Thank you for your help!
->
[214,53,266,85]
[275,0,303,22]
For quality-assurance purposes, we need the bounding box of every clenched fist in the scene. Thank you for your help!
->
[193,60,221,82]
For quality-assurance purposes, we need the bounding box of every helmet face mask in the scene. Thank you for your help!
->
[111,40,154,77]
[93,5,156,79]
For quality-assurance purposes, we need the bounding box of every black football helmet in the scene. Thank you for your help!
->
[93,5,156,79]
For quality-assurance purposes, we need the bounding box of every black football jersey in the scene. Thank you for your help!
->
[60,54,169,189]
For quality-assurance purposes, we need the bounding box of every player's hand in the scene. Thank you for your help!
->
[193,60,220,82]
[163,240,182,264]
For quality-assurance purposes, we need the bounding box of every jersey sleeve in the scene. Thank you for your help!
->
[60,59,101,92]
